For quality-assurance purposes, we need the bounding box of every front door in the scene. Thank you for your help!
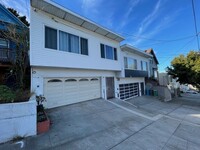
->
[106,77,115,99]
[140,82,144,96]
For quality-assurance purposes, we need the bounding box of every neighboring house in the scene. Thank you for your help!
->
[0,4,27,84]
[145,48,159,80]
[30,0,153,108]
[119,44,152,99]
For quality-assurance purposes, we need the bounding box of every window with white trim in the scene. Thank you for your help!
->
[141,61,148,71]
[45,26,88,55]
[45,26,57,50]
[124,57,137,70]
[100,44,117,60]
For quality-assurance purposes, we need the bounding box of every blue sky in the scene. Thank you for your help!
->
[0,0,200,72]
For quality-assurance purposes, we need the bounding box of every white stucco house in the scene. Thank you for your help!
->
[30,0,153,108]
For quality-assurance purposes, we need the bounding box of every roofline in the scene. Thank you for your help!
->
[121,44,153,58]
[31,0,124,42]
[0,4,28,28]
[145,48,159,64]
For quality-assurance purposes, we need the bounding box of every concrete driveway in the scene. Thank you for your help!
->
[1,94,200,150]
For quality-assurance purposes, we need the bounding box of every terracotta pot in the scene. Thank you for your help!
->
[37,111,50,134]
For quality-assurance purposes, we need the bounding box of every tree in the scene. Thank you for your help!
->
[1,24,29,89]
[1,7,29,89]
[167,51,200,89]
[7,8,29,27]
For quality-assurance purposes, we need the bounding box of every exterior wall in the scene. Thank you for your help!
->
[30,8,121,71]
[153,86,172,102]
[31,67,119,100]
[119,50,150,77]
[0,99,37,143]
[159,73,170,86]
[151,59,158,78]
[117,77,144,84]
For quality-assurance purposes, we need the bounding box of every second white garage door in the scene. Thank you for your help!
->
[44,77,101,108]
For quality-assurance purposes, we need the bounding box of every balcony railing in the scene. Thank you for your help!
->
[125,69,148,77]
[0,48,14,63]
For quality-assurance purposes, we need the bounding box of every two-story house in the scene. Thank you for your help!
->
[117,44,152,100]
[30,0,125,108]
[0,4,27,84]
[30,0,153,108]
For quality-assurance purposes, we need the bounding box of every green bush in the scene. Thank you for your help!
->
[0,85,16,103]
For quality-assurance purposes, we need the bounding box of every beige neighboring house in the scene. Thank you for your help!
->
[145,48,159,80]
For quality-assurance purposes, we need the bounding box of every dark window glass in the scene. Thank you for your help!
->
[81,38,88,55]
[114,48,117,60]
[91,78,98,81]
[65,79,77,82]
[124,57,128,68]
[79,78,89,81]
[45,26,57,49]
[105,45,113,60]
[48,79,62,82]
[100,44,105,58]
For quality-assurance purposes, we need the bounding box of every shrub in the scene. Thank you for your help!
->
[0,85,16,103]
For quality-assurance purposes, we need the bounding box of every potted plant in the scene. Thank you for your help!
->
[36,95,50,134]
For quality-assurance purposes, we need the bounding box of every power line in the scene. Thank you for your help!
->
[159,37,196,66]
[120,32,195,42]
[191,0,200,51]
[138,35,196,48]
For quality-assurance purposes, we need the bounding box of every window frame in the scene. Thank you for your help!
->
[44,25,88,56]
[80,37,88,55]
[45,26,58,50]
[141,61,148,71]
[100,43,117,60]
[124,57,137,70]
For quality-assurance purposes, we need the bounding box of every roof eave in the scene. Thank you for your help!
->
[31,0,124,42]
[121,44,153,58]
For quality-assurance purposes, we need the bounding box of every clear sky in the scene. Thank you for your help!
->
[0,0,200,72]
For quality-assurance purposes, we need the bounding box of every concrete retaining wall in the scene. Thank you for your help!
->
[0,98,37,143]
[153,86,172,102]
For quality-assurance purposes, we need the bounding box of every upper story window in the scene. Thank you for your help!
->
[80,37,88,55]
[45,26,88,55]
[100,44,117,60]
[45,26,57,50]
[124,57,137,70]
[0,38,9,49]
[59,31,79,53]
[141,61,148,71]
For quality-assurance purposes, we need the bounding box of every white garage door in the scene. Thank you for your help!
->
[44,78,101,108]
[119,83,139,100]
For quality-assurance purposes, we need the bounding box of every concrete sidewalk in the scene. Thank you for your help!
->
[0,95,200,150]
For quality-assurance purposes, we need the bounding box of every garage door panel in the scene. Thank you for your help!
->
[44,77,101,108]
[119,83,139,100]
